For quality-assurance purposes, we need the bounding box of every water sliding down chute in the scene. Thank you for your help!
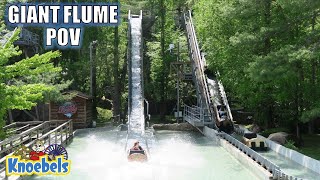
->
[126,10,148,162]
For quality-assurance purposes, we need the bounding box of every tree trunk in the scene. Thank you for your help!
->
[262,0,273,129]
[308,11,317,134]
[35,105,40,121]
[112,25,121,121]
[42,103,45,121]
[265,104,273,128]
[120,47,128,93]
[308,59,316,134]
[296,122,301,145]
[120,46,128,120]
[263,0,272,55]
[90,42,97,124]
[159,0,166,120]
[8,110,13,124]
[295,62,304,142]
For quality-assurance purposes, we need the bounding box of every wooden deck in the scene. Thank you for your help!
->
[0,120,73,180]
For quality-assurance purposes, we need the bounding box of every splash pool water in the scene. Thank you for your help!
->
[26,127,259,180]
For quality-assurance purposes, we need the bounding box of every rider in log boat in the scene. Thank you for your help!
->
[128,141,147,162]
[131,141,144,151]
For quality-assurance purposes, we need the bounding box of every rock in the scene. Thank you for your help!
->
[268,132,289,145]
[152,123,197,131]
[119,124,128,131]
[249,124,262,133]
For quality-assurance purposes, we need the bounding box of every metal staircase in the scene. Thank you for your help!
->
[1,27,39,55]
[183,10,234,132]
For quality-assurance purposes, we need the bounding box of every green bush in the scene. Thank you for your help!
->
[0,130,6,141]
[166,115,176,123]
[284,140,299,151]
[0,120,6,140]
[6,128,15,137]
[96,107,113,124]
[260,127,289,137]
[0,127,15,141]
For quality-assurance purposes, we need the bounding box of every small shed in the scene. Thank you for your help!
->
[49,91,92,128]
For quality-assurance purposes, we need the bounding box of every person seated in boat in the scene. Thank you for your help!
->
[218,106,227,120]
[131,141,144,151]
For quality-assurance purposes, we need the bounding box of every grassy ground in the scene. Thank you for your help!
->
[298,134,320,160]
[149,115,177,125]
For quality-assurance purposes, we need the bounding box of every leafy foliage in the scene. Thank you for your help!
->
[0,29,62,139]
[284,140,299,151]
[96,107,113,124]
[193,0,320,134]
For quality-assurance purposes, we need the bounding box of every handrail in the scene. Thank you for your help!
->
[184,10,303,180]
[0,122,48,146]
[3,121,43,129]
[0,120,70,154]
[217,80,233,122]
[7,124,30,134]
[144,99,150,121]
[140,10,143,20]
[189,14,211,111]
[128,10,131,20]
[0,120,73,179]
[215,71,233,122]
[2,123,16,130]
[184,105,211,124]
[189,11,212,108]
[220,132,279,172]
[127,13,132,131]
[185,10,235,129]
[38,120,73,146]
[184,11,216,127]
[3,121,44,133]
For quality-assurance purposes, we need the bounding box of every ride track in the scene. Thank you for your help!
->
[125,10,150,161]
[183,10,318,180]
[1,8,317,180]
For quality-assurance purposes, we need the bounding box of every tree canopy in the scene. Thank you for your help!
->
[193,0,320,136]
[1,0,320,138]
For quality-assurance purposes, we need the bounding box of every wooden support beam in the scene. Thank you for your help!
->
[23,110,38,121]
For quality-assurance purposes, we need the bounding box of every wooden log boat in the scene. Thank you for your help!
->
[127,150,148,162]
[242,132,268,151]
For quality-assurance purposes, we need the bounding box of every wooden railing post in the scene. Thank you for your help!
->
[0,120,75,176]
[66,125,68,144]
[70,120,73,137]
[54,130,57,144]
[10,141,13,153]
[60,127,63,144]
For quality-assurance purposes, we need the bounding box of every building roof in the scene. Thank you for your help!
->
[63,90,92,100]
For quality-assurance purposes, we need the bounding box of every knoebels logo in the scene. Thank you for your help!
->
[6,155,70,176]
[6,140,71,176]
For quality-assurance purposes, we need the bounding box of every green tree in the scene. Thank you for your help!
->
[193,0,320,140]
[0,28,61,138]
[145,0,192,120]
